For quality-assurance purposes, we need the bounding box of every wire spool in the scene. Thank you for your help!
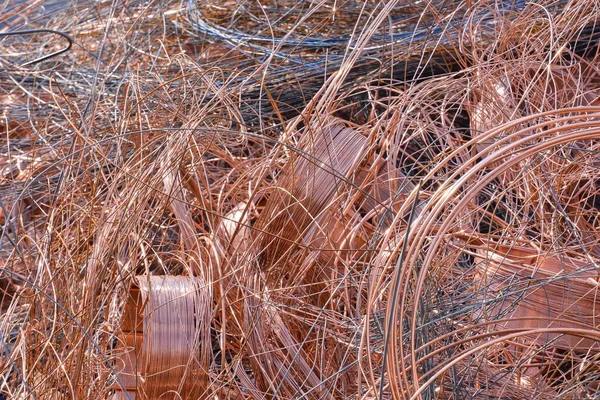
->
[475,243,600,350]
[255,117,367,279]
[111,275,205,400]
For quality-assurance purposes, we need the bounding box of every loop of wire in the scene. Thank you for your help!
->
[0,28,73,66]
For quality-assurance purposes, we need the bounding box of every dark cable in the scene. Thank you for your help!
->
[0,28,73,66]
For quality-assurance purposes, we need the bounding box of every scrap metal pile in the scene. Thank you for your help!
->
[1,0,599,398]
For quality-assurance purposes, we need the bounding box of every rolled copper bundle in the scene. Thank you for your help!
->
[111,275,204,400]
[475,242,600,350]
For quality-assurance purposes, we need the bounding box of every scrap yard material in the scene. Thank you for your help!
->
[1,0,600,398]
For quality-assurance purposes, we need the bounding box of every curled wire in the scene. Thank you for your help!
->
[0,28,73,66]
